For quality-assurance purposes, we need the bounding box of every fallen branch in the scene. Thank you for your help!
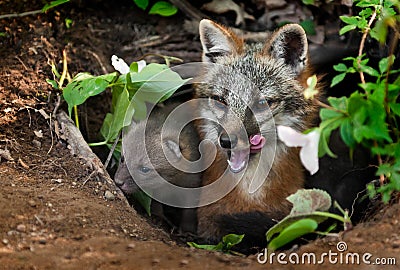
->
[0,9,42,20]
[56,111,129,206]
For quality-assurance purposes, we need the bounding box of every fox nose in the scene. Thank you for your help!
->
[219,133,238,149]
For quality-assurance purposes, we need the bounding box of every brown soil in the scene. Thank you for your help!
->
[0,1,399,269]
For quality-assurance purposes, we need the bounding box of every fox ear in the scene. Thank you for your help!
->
[264,24,308,75]
[199,19,243,63]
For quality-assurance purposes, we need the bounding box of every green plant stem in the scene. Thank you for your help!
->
[88,141,108,147]
[313,211,348,224]
[357,7,378,84]
[137,53,183,66]
[73,105,79,129]
[314,99,336,111]
[59,49,68,89]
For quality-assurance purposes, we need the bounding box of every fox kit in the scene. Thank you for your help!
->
[114,99,202,233]
[194,19,319,248]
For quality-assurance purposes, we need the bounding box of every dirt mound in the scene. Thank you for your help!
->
[1,1,399,269]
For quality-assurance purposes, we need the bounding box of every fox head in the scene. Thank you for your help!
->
[195,19,318,174]
[114,101,202,197]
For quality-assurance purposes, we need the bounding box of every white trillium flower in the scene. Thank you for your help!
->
[277,125,320,175]
[137,60,146,72]
[111,55,147,75]
[111,55,130,74]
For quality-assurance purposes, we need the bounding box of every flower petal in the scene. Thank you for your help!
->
[111,55,130,74]
[137,60,147,72]
[277,125,308,147]
[299,130,320,175]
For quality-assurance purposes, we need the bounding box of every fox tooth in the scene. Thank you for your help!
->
[227,159,246,173]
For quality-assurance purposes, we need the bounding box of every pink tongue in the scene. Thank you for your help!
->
[249,134,266,153]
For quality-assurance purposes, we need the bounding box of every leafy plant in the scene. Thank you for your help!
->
[188,234,244,254]
[63,61,188,148]
[266,189,351,251]
[316,0,400,202]
[132,191,152,216]
[133,0,178,16]
[42,0,70,12]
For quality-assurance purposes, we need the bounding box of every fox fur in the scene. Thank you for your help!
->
[114,98,202,233]
[194,19,320,248]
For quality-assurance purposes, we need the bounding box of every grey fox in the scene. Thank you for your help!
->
[114,98,202,233]
[194,19,319,248]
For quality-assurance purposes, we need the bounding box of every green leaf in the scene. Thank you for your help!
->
[340,15,359,25]
[371,20,388,43]
[327,96,347,111]
[339,24,357,35]
[356,0,379,8]
[390,103,400,116]
[340,118,356,148]
[360,65,380,77]
[359,82,378,93]
[130,62,139,73]
[187,242,221,251]
[319,127,338,158]
[188,234,244,253]
[300,19,316,35]
[379,56,395,74]
[42,0,70,12]
[132,191,152,216]
[65,18,73,29]
[222,234,245,250]
[286,189,332,215]
[131,63,189,103]
[320,108,343,121]
[266,189,332,242]
[100,88,130,142]
[333,63,348,72]
[133,0,149,10]
[301,0,315,5]
[331,73,346,87]
[347,93,366,118]
[359,7,373,18]
[267,219,318,250]
[63,72,118,116]
[46,79,59,90]
[149,1,178,16]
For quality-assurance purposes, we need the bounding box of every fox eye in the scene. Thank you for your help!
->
[138,166,151,174]
[211,95,227,109]
[254,98,271,111]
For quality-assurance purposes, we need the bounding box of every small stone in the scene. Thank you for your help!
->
[32,139,41,149]
[16,224,26,232]
[104,190,115,201]
[38,238,47,245]
[180,259,189,265]
[34,130,43,138]
[392,240,400,248]
[28,200,37,207]
[152,258,160,265]
[127,243,136,249]
[52,179,63,184]
[2,239,9,245]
